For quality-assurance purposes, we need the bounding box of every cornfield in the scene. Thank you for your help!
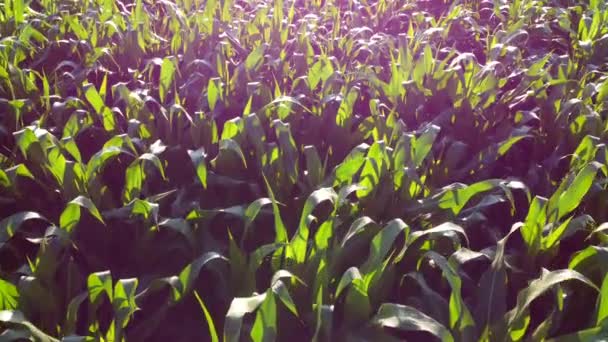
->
[1,0,608,341]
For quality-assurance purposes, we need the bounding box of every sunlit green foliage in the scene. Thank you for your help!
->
[1,0,608,341]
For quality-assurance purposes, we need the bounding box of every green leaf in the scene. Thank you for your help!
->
[241,198,273,245]
[570,135,601,171]
[476,223,523,332]
[555,162,604,221]
[0,170,9,187]
[159,218,195,248]
[224,293,267,342]
[60,196,105,233]
[0,279,19,310]
[337,183,365,208]
[314,220,335,252]
[102,106,115,131]
[343,269,371,326]
[401,273,450,326]
[341,217,377,248]
[13,0,24,24]
[250,290,277,342]
[413,124,440,167]
[65,292,88,335]
[260,95,313,116]
[194,290,219,342]
[67,16,88,40]
[290,188,337,264]
[371,303,454,342]
[423,44,434,74]
[312,286,333,342]
[304,145,324,187]
[84,83,105,115]
[544,215,594,250]
[336,88,358,126]
[122,153,165,202]
[123,163,144,203]
[497,135,531,156]
[262,173,288,243]
[273,120,299,183]
[0,212,48,249]
[175,252,226,301]
[138,153,166,179]
[271,279,298,316]
[521,196,547,255]
[208,78,221,111]
[189,147,208,189]
[357,141,388,198]
[86,146,133,180]
[507,269,599,334]
[336,267,363,298]
[245,45,264,71]
[0,328,35,341]
[413,58,426,85]
[5,164,34,185]
[399,222,468,269]
[221,118,243,141]
[113,278,139,328]
[597,273,608,326]
[103,134,137,154]
[46,153,70,189]
[334,143,369,185]
[244,198,273,230]
[249,244,285,285]
[14,128,43,161]
[546,325,608,342]
[160,57,177,103]
[131,199,159,221]
[0,310,59,342]
[598,79,608,103]
[424,251,475,336]
[438,179,507,215]
[87,271,113,304]
[361,219,408,274]
[569,246,608,282]
[60,138,82,164]
[217,139,247,168]
[308,57,334,90]
[228,229,248,296]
